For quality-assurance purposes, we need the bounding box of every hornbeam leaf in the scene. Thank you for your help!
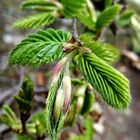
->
[117,10,134,27]
[75,53,131,109]
[96,4,120,31]
[60,0,87,18]
[21,0,61,12]
[76,0,96,29]
[13,13,55,29]
[9,29,71,67]
[80,34,120,64]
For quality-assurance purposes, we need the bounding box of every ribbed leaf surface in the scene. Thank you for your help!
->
[80,35,119,64]
[9,29,71,67]
[13,13,55,29]
[96,5,120,31]
[61,0,87,18]
[21,0,59,11]
[76,53,131,109]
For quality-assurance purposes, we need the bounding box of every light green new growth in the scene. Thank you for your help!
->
[75,53,131,109]
[80,34,120,64]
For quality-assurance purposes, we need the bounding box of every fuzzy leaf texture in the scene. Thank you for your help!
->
[75,53,131,109]
[9,29,71,67]
[13,13,55,29]
[21,0,60,11]
[96,4,120,31]
[60,0,87,18]
[80,35,120,64]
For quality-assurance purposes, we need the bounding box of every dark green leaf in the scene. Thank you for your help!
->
[9,29,71,67]
[75,53,131,109]
[80,90,94,115]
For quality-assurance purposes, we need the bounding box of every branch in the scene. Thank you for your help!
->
[72,18,78,42]
[72,18,83,46]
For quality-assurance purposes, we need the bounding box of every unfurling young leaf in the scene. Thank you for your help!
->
[96,4,120,31]
[46,53,74,140]
[9,29,71,67]
[80,34,120,64]
[14,76,34,123]
[75,52,131,109]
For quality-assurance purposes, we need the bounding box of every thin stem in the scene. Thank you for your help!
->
[72,18,78,42]
[72,18,82,46]
[21,117,27,134]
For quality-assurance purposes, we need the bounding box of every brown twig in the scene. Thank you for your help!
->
[72,18,78,42]
[72,18,82,46]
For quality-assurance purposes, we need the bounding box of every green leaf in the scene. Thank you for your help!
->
[13,13,55,29]
[104,0,112,8]
[117,10,134,27]
[14,76,34,121]
[96,4,120,31]
[76,0,96,29]
[21,0,61,12]
[80,34,120,64]
[9,29,71,67]
[21,76,34,101]
[69,116,93,140]
[31,112,46,137]
[75,53,131,109]
[80,90,94,115]
[17,134,32,140]
[0,105,20,130]
[61,0,87,18]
